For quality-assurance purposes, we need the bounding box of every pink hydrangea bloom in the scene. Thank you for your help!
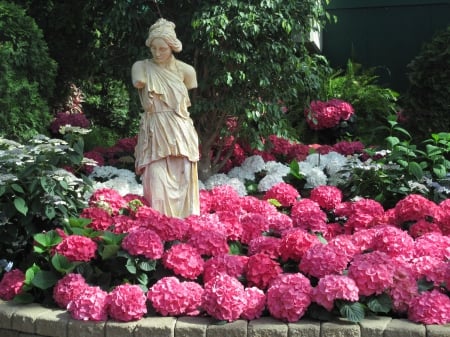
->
[240,195,278,215]
[241,287,266,320]
[203,254,248,283]
[89,188,127,215]
[147,277,203,316]
[80,207,114,231]
[187,230,229,257]
[67,286,108,321]
[408,219,442,238]
[332,140,365,156]
[215,210,243,241]
[248,236,281,259]
[0,269,25,300]
[202,273,247,322]
[350,228,378,253]
[414,232,450,260]
[266,273,312,322]
[55,235,97,262]
[312,275,359,311]
[246,253,283,290]
[53,273,89,309]
[110,214,140,234]
[394,194,439,225]
[266,212,293,235]
[199,189,213,214]
[372,225,415,261]
[148,215,189,242]
[344,198,385,232]
[263,182,300,207]
[309,185,343,211]
[108,284,147,321]
[185,213,228,237]
[347,251,395,296]
[290,199,327,233]
[240,212,270,245]
[134,205,163,224]
[299,243,351,278]
[408,290,450,325]
[279,228,320,262]
[410,256,447,286]
[162,243,204,280]
[388,264,420,314]
[50,112,90,134]
[209,185,242,212]
[121,228,164,260]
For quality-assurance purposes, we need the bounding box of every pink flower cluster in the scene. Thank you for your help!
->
[0,269,24,300]
[304,99,354,130]
[263,182,300,207]
[4,186,450,325]
[54,235,97,262]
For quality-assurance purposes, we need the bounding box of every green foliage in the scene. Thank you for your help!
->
[0,1,57,141]
[0,133,93,272]
[403,25,450,142]
[82,79,138,136]
[337,117,450,208]
[325,60,399,144]
[189,0,332,178]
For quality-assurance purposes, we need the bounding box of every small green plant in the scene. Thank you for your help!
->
[0,132,93,273]
[325,60,399,145]
[337,116,450,208]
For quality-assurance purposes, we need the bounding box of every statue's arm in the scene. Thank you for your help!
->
[131,60,146,89]
[181,62,198,90]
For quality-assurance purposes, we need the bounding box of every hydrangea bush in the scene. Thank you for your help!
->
[1,132,450,326]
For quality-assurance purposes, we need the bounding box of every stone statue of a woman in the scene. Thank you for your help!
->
[131,18,200,218]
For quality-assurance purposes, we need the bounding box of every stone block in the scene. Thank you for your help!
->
[105,320,138,337]
[384,319,426,337]
[175,317,214,337]
[0,328,20,337]
[248,317,288,337]
[359,316,391,337]
[426,324,450,337]
[0,301,21,329]
[207,319,247,337]
[67,319,105,337]
[35,308,69,337]
[288,318,320,337]
[134,316,176,337]
[11,304,55,334]
[321,319,360,337]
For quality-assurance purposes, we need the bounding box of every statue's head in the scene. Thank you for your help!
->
[145,18,182,53]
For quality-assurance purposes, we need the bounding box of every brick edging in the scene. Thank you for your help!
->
[0,301,449,337]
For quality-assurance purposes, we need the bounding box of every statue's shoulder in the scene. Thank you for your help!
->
[175,59,196,76]
[132,59,147,70]
[175,59,197,89]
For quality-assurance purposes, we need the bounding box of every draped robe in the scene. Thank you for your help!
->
[134,58,200,218]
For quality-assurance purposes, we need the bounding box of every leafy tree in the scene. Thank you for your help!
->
[186,0,332,179]
[0,1,57,141]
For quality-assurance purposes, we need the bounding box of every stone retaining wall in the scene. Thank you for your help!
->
[1,301,449,337]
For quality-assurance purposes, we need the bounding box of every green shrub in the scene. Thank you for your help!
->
[0,133,92,273]
[0,1,57,141]
[325,60,399,145]
[403,25,450,142]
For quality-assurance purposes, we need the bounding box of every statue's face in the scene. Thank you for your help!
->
[150,38,172,64]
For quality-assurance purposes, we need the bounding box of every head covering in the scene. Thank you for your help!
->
[145,18,182,53]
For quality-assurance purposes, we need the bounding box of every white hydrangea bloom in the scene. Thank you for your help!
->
[264,161,290,176]
[227,166,255,182]
[257,174,285,192]
[203,173,247,196]
[241,155,266,173]
[304,167,328,188]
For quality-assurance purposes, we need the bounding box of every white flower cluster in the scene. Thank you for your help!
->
[87,166,143,199]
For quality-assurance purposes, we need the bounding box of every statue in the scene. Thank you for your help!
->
[131,18,200,218]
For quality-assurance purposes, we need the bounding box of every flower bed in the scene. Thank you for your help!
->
[1,180,449,325]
